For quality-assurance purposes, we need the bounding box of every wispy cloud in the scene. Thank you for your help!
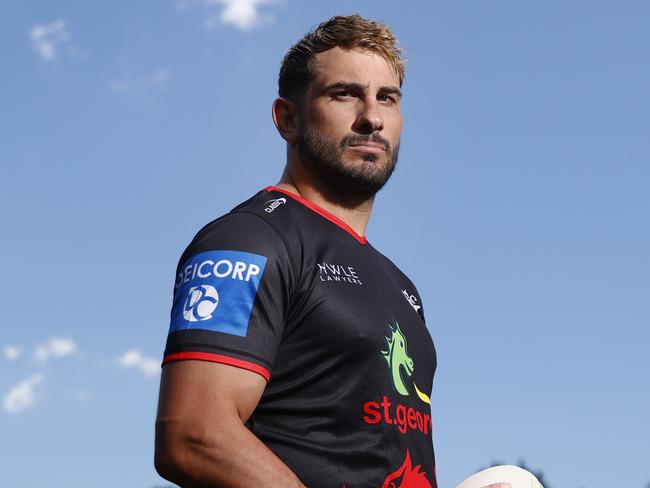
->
[3,374,45,414]
[30,19,69,61]
[109,68,171,94]
[34,337,77,363]
[177,0,280,32]
[4,345,22,362]
[117,350,160,377]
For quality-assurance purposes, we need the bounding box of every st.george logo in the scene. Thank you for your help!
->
[183,285,219,322]
[362,323,434,436]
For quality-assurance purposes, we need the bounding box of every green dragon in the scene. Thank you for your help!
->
[381,322,414,396]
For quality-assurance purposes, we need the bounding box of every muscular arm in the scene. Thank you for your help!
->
[154,360,306,488]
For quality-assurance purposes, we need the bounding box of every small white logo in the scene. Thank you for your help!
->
[402,289,421,313]
[183,285,219,322]
[264,197,286,213]
[316,262,363,285]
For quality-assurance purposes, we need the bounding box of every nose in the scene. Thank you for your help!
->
[353,98,384,134]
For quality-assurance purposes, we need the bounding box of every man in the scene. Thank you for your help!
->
[155,15,438,487]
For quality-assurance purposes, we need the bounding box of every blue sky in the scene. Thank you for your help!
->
[1,1,649,487]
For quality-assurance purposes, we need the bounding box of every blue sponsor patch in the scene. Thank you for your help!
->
[169,250,267,337]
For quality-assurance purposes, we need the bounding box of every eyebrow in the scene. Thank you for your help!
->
[378,86,403,98]
[322,81,402,98]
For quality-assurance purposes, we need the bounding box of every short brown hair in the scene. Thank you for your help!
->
[278,14,405,102]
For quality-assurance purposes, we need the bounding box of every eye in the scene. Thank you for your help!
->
[334,90,353,100]
[378,93,396,104]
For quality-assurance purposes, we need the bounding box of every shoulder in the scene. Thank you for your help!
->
[178,190,291,268]
[179,186,330,268]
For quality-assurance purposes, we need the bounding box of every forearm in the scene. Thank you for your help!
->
[156,417,306,488]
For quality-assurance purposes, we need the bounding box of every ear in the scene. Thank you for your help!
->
[272,97,299,144]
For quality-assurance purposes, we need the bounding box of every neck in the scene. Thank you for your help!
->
[275,156,375,239]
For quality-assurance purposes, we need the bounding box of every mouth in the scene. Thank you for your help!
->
[405,362,414,375]
[347,142,387,155]
[401,361,414,377]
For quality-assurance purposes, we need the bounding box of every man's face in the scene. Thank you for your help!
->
[297,47,403,201]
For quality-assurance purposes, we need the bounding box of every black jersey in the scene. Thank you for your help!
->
[163,186,438,488]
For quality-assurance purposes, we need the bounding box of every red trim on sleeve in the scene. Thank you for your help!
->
[162,351,271,381]
[265,185,367,245]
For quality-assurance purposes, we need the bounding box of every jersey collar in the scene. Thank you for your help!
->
[265,186,368,245]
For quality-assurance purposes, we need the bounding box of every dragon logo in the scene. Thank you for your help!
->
[381,322,414,396]
[381,450,433,488]
[381,322,431,404]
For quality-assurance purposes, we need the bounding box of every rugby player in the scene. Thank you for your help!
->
[154,14,509,488]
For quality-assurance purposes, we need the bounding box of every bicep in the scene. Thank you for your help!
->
[157,360,267,430]
[155,360,307,488]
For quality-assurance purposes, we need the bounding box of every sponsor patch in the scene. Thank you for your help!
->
[316,261,363,285]
[169,250,267,336]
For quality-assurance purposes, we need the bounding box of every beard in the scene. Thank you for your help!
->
[297,124,400,202]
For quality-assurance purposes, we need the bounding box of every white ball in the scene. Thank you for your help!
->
[456,465,544,488]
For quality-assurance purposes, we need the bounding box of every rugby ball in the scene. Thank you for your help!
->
[456,465,544,488]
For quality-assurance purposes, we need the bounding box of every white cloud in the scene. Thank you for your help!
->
[34,337,77,363]
[117,350,160,377]
[178,0,280,32]
[213,0,277,31]
[109,67,171,94]
[30,19,69,61]
[4,345,22,362]
[3,374,45,414]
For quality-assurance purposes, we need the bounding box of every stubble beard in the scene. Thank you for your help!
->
[297,124,400,203]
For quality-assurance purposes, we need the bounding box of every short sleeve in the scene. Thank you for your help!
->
[162,211,295,381]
